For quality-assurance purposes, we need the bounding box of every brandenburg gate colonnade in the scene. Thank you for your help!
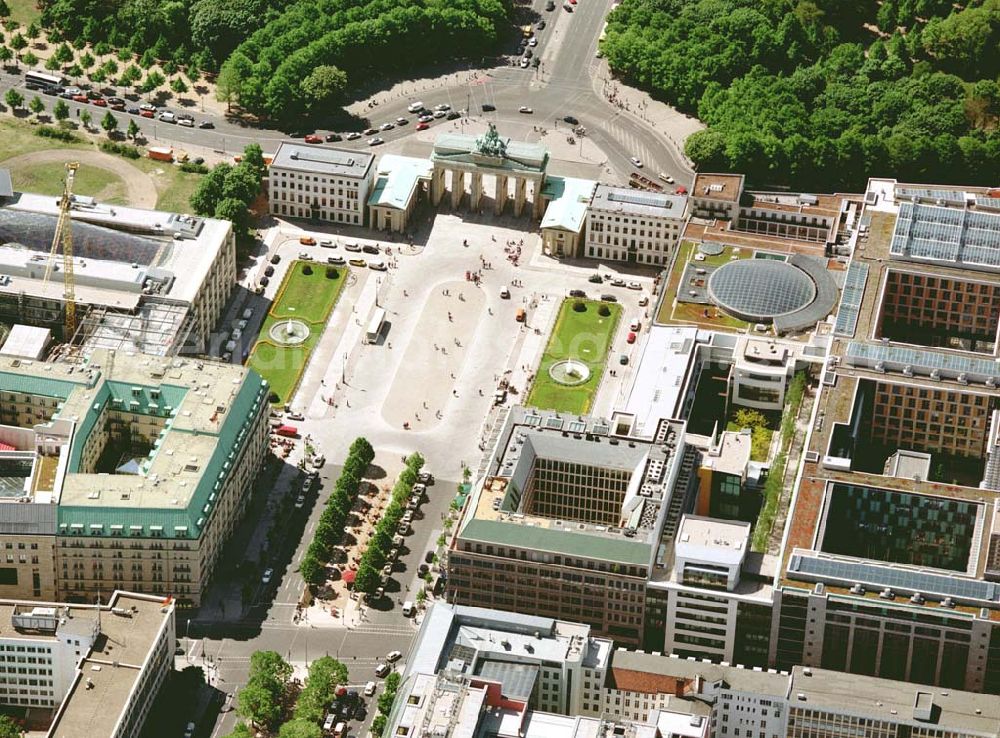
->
[429,124,549,220]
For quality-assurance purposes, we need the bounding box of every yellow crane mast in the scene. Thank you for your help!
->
[42,162,79,339]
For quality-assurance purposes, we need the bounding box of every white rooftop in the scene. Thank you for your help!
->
[0,324,51,360]
[675,515,750,566]
[622,326,702,438]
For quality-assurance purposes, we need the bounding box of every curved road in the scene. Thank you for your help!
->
[2,0,691,184]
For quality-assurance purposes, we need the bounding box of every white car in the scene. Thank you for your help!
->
[368,137,384,146]
[386,650,403,663]
[407,101,424,113]
[529,37,538,46]
[178,117,194,127]
[364,680,377,697]
[379,122,394,131]
[261,568,273,584]
[375,663,391,677]
[630,156,643,168]
[627,280,642,290]
[435,103,451,111]
[346,132,362,140]
[158,111,176,123]
[520,58,530,68]
[295,495,305,509]
[519,106,533,114]
[432,110,447,119]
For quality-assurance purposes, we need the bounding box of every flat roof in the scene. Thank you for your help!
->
[691,174,744,203]
[591,184,688,220]
[676,515,749,565]
[608,650,789,696]
[621,326,702,438]
[47,592,173,738]
[270,142,374,179]
[540,176,596,233]
[789,666,1000,734]
[367,154,432,210]
[0,324,51,360]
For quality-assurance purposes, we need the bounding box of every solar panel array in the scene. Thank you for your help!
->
[895,186,967,205]
[789,554,1000,604]
[833,263,869,337]
[890,202,1000,271]
[845,341,1000,383]
[976,196,1000,212]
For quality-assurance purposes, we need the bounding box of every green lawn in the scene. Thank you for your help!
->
[657,240,750,330]
[5,159,128,203]
[248,261,348,404]
[526,298,621,415]
[130,156,205,213]
[7,0,41,24]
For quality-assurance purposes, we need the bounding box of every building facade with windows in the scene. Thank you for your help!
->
[584,185,688,266]
[268,142,374,226]
[0,349,270,608]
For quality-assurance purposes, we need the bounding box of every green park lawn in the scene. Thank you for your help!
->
[526,298,621,415]
[657,240,750,330]
[6,159,129,204]
[248,261,348,404]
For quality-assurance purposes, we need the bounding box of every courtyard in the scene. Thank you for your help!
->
[526,298,622,415]
[248,261,349,404]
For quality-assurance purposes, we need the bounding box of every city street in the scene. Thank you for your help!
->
[0,0,697,183]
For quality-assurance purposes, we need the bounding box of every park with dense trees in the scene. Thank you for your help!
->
[602,0,1000,189]
[37,0,512,122]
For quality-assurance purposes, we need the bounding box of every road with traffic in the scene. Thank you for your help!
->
[3,0,692,182]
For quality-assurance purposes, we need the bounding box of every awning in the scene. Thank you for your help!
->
[342,569,356,584]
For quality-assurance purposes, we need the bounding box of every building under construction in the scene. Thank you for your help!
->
[0,173,236,356]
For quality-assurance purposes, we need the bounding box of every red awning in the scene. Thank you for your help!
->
[342,569,356,584]
[0,443,14,451]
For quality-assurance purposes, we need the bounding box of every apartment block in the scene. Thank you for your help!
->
[584,185,688,266]
[0,349,270,608]
[268,142,374,226]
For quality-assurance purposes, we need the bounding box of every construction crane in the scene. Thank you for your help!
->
[42,162,79,338]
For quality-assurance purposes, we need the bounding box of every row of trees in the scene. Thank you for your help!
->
[354,453,425,595]
[228,651,350,738]
[370,671,402,737]
[299,437,375,587]
[189,143,265,250]
[216,0,512,121]
[602,0,1000,189]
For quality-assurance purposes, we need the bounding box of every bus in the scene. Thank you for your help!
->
[24,71,65,90]
[365,307,386,344]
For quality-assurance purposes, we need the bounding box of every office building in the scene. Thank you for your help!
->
[446,407,692,647]
[387,604,1000,738]
[0,590,174,738]
[0,187,236,354]
[0,348,270,608]
[584,185,688,266]
[268,142,374,226]
[774,177,1000,694]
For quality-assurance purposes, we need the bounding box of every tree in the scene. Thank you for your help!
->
[278,720,322,738]
[25,21,39,41]
[0,0,9,18]
[242,142,265,176]
[354,561,379,594]
[29,95,43,115]
[221,724,253,738]
[300,64,348,110]
[0,715,22,738]
[0,45,11,68]
[140,71,165,94]
[170,76,188,95]
[732,408,769,431]
[4,88,22,110]
[44,54,60,71]
[100,111,118,135]
[299,550,324,586]
[127,118,140,139]
[21,51,37,67]
[79,51,95,70]
[54,42,74,64]
[9,33,25,55]
[249,650,292,685]
[140,48,156,68]
[214,197,249,236]
[349,437,374,465]
[80,109,92,129]
[222,163,261,203]
[53,99,69,121]
[236,680,281,728]
[215,51,252,110]
[372,715,388,737]
[189,163,231,215]
[121,65,142,91]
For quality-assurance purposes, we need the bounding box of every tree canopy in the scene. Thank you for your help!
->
[602,0,1000,189]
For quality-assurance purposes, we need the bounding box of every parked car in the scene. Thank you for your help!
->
[363,127,379,135]
[601,294,618,302]
[345,243,362,252]
[407,101,425,113]
[630,156,643,168]
[364,681,377,697]
[537,19,547,29]
[432,110,447,118]
[568,289,586,297]
[519,106,533,114]
[264,265,274,277]
[588,273,603,283]
[178,117,194,127]
[619,354,629,365]
[446,111,461,120]
[563,115,579,125]
[299,236,316,245]
[368,137,384,146]
[326,132,343,141]
[327,255,346,265]
[348,258,366,267]
[375,663,391,678]
[416,122,430,131]
[387,650,402,663]
[158,111,176,123]
[626,331,636,344]
[139,109,154,118]
[481,103,496,111]
[395,117,409,125]
[271,254,281,264]
[261,568,273,584]
[295,495,306,509]
[346,132,362,140]
[304,134,323,143]
[199,120,215,129]
[627,280,642,290]
[379,122,394,131]
[362,244,380,254]
[546,0,555,8]
[418,114,434,123]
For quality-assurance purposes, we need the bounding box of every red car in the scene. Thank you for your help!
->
[91,98,107,107]
[304,134,322,144]
[71,94,88,103]
[416,122,430,131]
[140,109,155,118]
[626,331,636,344]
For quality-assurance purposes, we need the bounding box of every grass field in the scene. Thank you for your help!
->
[248,261,348,404]
[7,0,41,24]
[657,241,751,329]
[6,160,128,203]
[526,298,621,415]
[0,117,203,212]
